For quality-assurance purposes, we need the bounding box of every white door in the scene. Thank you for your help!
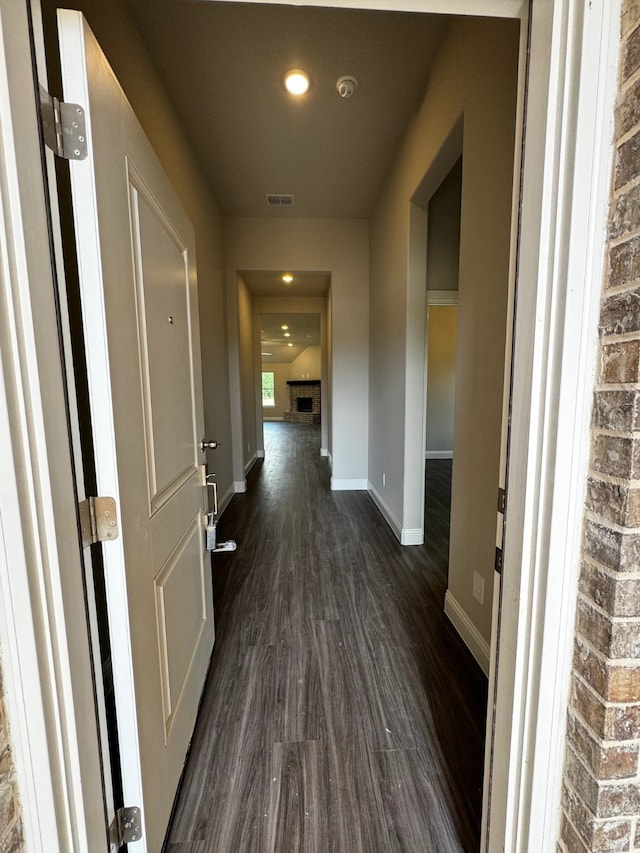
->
[58,11,214,852]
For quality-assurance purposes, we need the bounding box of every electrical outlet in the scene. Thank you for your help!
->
[473,571,485,605]
[382,472,386,487]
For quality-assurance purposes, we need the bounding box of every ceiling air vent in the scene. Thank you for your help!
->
[266,194,294,207]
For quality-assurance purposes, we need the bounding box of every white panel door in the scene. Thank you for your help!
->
[58,11,214,852]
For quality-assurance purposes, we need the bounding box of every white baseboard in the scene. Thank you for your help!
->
[320,447,329,457]
[331,478,367,490]
[425,450,453,459]
[368,483,424,546]
[401,528,424,545]
[234,480,247,493]
[444,590,490,675]
[257,449,265,458]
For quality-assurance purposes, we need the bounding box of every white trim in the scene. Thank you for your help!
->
[0,2,104,849]
[426,289,459,305]
[444,590,490,675]
[234,480,247,493]
[257,449,265,458]
[369,483,425,545]
[400,528,424,546]
[486,1,622,851]
[320,447,329,457]
[425,450,453,459]
[331,477,368,490]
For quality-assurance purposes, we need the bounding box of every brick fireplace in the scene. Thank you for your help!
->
[284,380,321,424]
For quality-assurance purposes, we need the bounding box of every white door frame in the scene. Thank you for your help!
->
[0,1,620,852]
[0,0,105,850]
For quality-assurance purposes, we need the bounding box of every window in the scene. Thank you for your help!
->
[261,371,275,407]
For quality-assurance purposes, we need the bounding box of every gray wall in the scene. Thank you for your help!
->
[427,159,462,292]
[426,306,457,455]
[225,218,369,487]
[369,16,519,648]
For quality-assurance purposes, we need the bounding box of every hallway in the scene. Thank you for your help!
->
[165,423,487,852]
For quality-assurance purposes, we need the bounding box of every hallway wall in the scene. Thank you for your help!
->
[426,306,457,456]
[369,16,519,655]
[291,345,322,379]
[41,0,235,507]
[254,296,329,456]
[225,218,369,488]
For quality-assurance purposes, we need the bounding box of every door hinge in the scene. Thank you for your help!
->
[497,487,506,514]
[39,86,88,160]
[110,806,143,847]
[495,546,503,575]
[79,496,119,547]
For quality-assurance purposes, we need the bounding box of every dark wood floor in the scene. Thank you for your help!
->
[165,423,487,853]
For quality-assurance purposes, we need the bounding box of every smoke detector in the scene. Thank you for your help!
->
[336,75,358,99]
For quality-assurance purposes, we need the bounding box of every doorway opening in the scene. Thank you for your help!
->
[259,312,322,426]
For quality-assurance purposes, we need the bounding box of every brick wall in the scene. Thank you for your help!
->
[283,381,321,425]
[0,655,25,853]
[559,2,640,851]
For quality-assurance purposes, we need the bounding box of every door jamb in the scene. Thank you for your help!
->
[0,0,105,849]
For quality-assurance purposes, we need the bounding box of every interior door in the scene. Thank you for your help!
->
[58,10,214,851]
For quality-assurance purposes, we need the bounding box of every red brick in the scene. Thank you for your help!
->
[572,676,640,741]
[583,519,640,572]
[600,339,640,384]
[622,21,640,81]
[607,665,640,702]
[615,130,640,189]
[561,813,589,853]
[615,78,640,140]
[592,390,640,432]
[622,0,640,36]
[598,781,640,818]
[576,600,613,657]
[599,286,640,334]
[585,475,640,525]
[609,234,640,290]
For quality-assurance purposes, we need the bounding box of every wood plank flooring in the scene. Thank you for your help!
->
[164,423,487,853]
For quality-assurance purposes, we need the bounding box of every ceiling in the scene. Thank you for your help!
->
[260,312,320,363]
[125,0,447,219]
[240,270,330,297]
[124,1,448,357]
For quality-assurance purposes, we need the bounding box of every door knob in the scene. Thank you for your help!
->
[200,439,219,451]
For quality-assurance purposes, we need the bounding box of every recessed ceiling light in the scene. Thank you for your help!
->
[261,352,272,356]
[287,343,293,347]
[281,324,289,330]
[282,274,294,283]
[284,332,291,337]
[284,70,310,96]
